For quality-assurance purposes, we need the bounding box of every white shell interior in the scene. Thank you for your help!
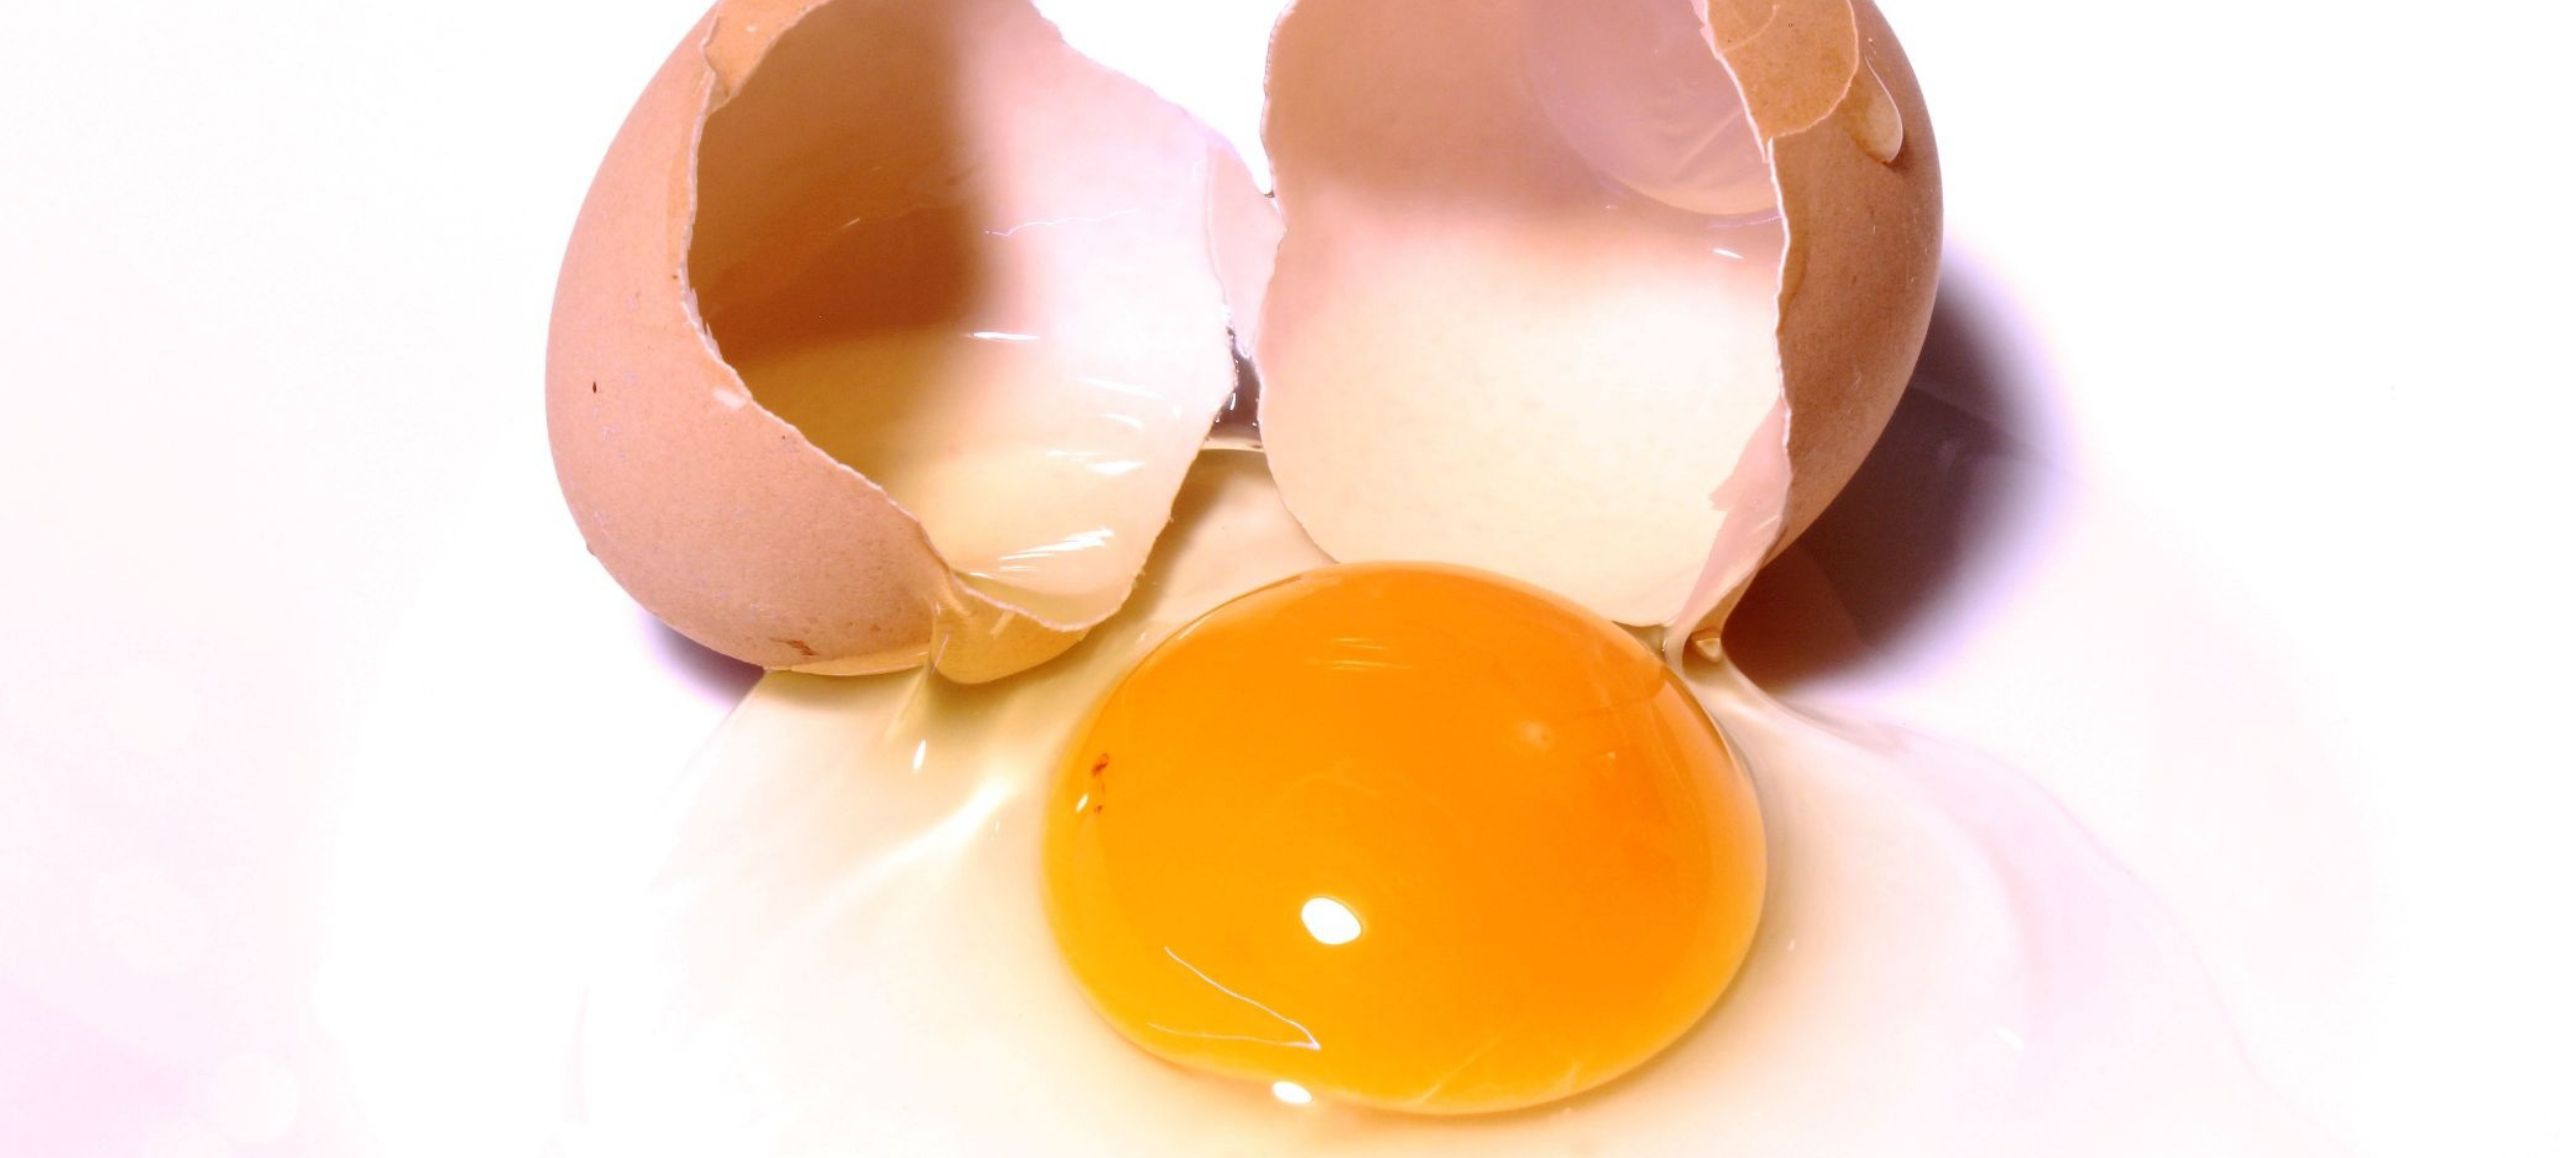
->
[1255,0,1788,627]
[688,0,1259,625]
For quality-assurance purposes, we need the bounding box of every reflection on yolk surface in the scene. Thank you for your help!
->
[1041,564,1765,1114]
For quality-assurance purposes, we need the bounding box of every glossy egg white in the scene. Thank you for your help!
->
[531,0,2312,1152]
[560,455,2325,1156]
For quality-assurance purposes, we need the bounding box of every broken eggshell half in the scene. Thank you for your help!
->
[1255,0,1939,651]
[547,0,1268,681]
[547,0,1938,681]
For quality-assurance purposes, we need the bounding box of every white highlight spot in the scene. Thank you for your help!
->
[992,528,1117,569]
[910,740,929,773]
[1271,1081,1314,1106]
[1300,897,1362,946]
[1994,1027,2028,1055]
[966,330,1040,343]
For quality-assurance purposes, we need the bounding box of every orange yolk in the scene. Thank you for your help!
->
[1041,563,1765,1113]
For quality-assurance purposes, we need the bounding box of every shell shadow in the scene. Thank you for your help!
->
[1724,265,2063,690]
[648,613,765,703]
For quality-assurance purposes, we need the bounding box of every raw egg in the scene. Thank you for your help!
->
[1042,564,1763,1112]
[537,0,2328,1151]
[565,455,2331,1154]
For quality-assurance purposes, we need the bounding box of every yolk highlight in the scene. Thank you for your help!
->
[1041,564,1765,1114]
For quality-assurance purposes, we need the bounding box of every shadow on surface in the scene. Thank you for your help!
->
[1724,268,2061,691]
[648,614,764,703]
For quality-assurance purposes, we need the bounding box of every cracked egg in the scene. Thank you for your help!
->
[545,0,1936,681]
[538,0,2312,1150]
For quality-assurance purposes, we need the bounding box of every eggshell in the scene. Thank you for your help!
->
[556,0,1935,679]
[1723,0,1942,548]
[1253,0,1939,646]
[548,0,1265,681]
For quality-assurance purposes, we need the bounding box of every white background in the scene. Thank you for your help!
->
[3,1,2555,1154]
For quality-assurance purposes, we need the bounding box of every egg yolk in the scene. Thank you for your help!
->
[1041,564,1764,1114]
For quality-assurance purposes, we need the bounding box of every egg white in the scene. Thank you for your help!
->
[561,452,2325,1156]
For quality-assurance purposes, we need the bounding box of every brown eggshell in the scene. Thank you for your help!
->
[1669,0,1943,648]
[1745,0,1943,548]
[549,0,1260,681]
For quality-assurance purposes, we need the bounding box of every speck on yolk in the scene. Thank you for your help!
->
[1041,564,1765,1114]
